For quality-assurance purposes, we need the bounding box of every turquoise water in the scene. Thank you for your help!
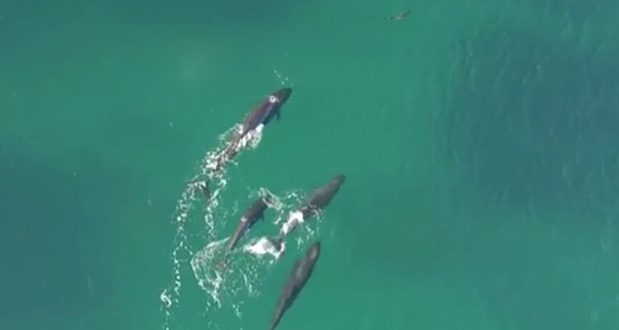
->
[2,1,619,329]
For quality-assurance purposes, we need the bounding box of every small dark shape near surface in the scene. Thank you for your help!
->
[386,9,411,21]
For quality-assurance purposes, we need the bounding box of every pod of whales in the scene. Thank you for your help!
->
[195,86,343,329]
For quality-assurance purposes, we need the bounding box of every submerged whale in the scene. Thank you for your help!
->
[269,241,321,330]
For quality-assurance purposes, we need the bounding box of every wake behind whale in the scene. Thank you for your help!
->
[160,77,343,330]
[188,188,310,309]
[160,125,260,330]
[160,85,296,330]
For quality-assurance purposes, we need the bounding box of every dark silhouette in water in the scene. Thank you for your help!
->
[269,241,321,330]
[299,174,347,218]
[276,174,346,242]
[386,9,411,21]
[211,88,292,173]
[217,195,273,269]
[439,25,619,213]
[225,196,271,253]
[262,175,345,256]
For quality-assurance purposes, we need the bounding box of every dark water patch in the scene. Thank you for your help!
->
[521,0,613,23]
[342,171,458,280]
[0,149,147,329]
[0,151,94,328]
[455,217,619,330]
[438,25,619,214]
[345,167,619,329]
[357,209,619,329]
[484,208,617,328]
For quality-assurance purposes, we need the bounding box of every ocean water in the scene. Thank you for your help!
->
[1,0,619,329]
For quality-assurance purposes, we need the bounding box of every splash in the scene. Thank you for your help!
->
[188,189,304,306]
[278,207,326,250]
[243,237,287,259]
[162,70,303,329]
[160,121,267,330]
[161,148,312,329]
[164,167,326,329]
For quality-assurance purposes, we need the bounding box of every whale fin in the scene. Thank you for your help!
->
[276,109,281,121]
[267,236,285,252]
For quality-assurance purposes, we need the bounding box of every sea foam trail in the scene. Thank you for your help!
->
[189,189,304,312]
[164,179,323,329]
[162,72,296,329]
[160,123,264,330]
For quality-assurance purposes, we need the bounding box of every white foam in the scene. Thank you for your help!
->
[243,237,286,260]
[161,121,254,328]
[280,210,304,237]
[190,237,227,307]
[238,125,264,150]
[162,101,320,329]
[188,188,301,308]
[160,290,172,308]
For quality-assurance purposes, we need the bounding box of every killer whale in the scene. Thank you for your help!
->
[279,174,346,238]
[211,88,292,173]
[239,87,292,138]
[269,241,321,330]
[225,196,271,253]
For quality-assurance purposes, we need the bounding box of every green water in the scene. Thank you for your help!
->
[2,0,619,329]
